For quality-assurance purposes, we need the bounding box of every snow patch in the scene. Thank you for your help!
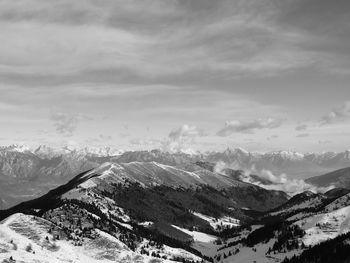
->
[172,225,217,243]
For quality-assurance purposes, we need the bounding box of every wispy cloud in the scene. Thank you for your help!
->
[295,124,308,131]
[217,118,283,136]
[50,112,92,137]
[296,133,310,138]
[163,124,206,153]
[168,124,206,141]
[321,101,350,125]
[319,140,332,145]
[267,135,279,141]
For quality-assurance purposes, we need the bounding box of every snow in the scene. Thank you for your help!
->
[0,213,188,263]
[325,193,350,212]
[172,225,217,242]
[138,221,153,227]
[80,179,98,189]
[136,239,202,262]
[153,162,202,179]
[116,222,133,230]
[4,144,31,153]
[220,238,302,263]
[192,212,240,230]
[295,205,350,246]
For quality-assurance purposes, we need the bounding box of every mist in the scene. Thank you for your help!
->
[214,161,334,196]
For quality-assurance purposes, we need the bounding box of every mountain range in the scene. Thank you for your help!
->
[1,145,350,209]
[1,155,350,262]
[0,159,289,263]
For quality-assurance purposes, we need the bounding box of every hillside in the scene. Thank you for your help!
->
[206,190,350,262]
[305,167,350,189]
[1,146,350,209]
[1,161,350,262]
[0,160,291,262]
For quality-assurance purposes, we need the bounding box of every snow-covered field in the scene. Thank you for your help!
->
[192,212,240,230]
[172,225,217,243]
[295,205,350,246]
[0,213,198,263]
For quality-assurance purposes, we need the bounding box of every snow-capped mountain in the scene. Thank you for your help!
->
[1,164,350,263]
[81,161,288,211]
[34,145,124,158]
[0,160,290,263]
[204,148,350,179]
[0,144,32,153]
[2,144,350,179]
[1,144,349,210]
[0,212,201,263]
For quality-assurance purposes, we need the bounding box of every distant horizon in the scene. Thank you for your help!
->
[1,142,349,155]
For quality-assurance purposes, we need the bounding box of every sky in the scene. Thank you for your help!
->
[0,0,349,153]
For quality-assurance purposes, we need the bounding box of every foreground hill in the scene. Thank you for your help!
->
[0,161,289,262]
[203,189,350,262]
[0,213,193,263]
[305,167,350,189]
[1,160,350,262]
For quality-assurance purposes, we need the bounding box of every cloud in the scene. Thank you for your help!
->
[295,124,308,131]
[1,0,348,89]
[319,139,332,145]
[84,134,113,146]
[217,118,283,136]
[50,112,79,136]
[50,112,92,136]
[129,138,161,146]
[267,135,279,141]
[321,101,350,125]
[296,133,310,138]
[247,169,333,194]
[168,124,206,141]
[163,124,206,153]
[215,161,333,195]
[99,134,112,141]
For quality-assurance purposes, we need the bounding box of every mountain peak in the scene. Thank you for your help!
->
[1,144,31,153]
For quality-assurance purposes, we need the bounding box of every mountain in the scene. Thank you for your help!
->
[194,161,275,186]
[204,190,350,262]
[0,212,202,263]
[205,149,350,179]
[305,167,350,189]
[1,186,344,263]
[1,145,349,209]
[0,160,290,263]
[282,231,350,263]
[0,147,102,209]
[1,159,350,262]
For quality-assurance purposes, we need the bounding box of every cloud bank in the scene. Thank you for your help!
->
[163,124,206,154]
[215,161,333,195]
[217,118,283,136]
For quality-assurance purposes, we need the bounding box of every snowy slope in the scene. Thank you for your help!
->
[0,213,159,263]
[0,213,200,263]
[294,205,350,246]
